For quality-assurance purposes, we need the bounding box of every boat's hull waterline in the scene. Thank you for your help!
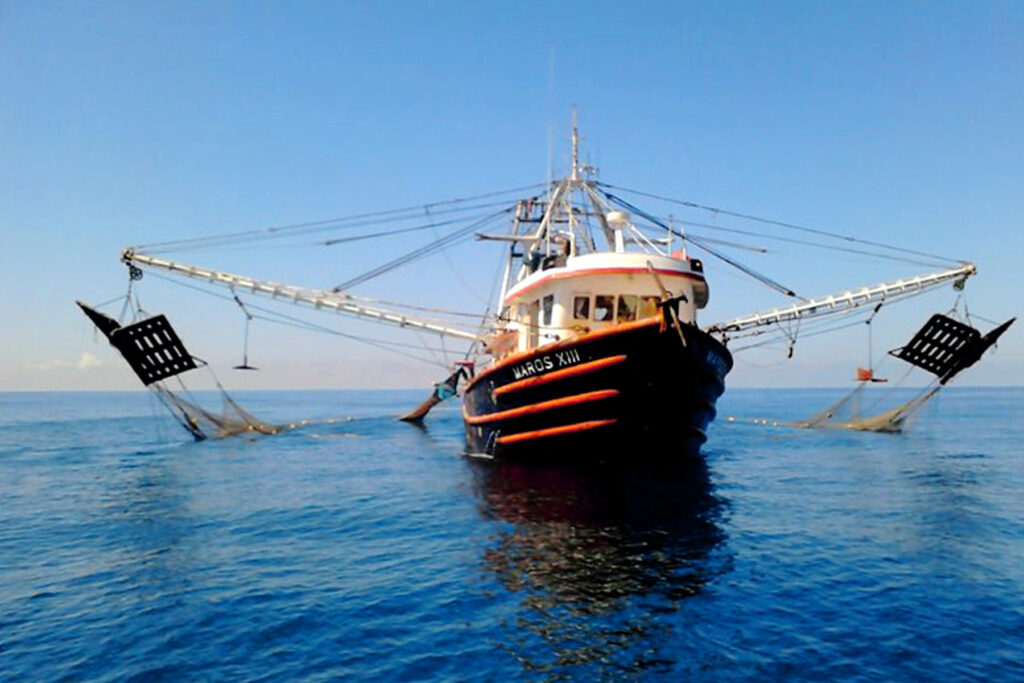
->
[462,309,732,461]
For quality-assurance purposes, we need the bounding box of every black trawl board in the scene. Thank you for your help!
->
[112,315,197,385]
[891,314,980,378]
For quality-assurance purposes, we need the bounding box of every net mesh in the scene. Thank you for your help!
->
[791,383,940,433]
[743,313,1014,434]
[152,382,281,440]
[77,301,281,441]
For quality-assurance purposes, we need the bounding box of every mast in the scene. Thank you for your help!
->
[570,108,580,182]
[708,263,976,339]
[122,250,484,342]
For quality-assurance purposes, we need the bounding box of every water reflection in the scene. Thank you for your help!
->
[100,453,196,577]
[470,458,730,678]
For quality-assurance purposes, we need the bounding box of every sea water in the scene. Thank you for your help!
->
[1,388,1022,681]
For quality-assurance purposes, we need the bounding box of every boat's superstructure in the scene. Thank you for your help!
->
[497,251,707,350]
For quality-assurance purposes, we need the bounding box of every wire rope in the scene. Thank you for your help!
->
[134,183,545,253]
[598,181,963,265]
[632,216,950,269]
[599,189,800,298]
[143,271,460,367]
[332,205,519,292]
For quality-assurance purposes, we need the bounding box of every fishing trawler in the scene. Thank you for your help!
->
[77,117,1009,458]
[457,126,731,458]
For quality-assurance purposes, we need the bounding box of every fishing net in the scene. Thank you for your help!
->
[151,381,281,441]
[791,383,940,433]
[732,313,1014,434]
[790,313,1013,433]
[78,300,281,441]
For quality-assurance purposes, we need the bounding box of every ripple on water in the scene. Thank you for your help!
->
[1,389,1023,681]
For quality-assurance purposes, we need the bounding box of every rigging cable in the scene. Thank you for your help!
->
[332,204,520,292]
[140,200,523,255]
[246,309,451,368]
[92,293,131,311]
[597,181,964,266]
[320,211,497,247]
[143,270,457,368]
[422,204,491,307]
[230,288,258,370]
[632,216,949,269]
[133,183,546,253]
[730,307,880,352]
[598,189,800,298]
[865,301,884,372]
[118,275,136,323]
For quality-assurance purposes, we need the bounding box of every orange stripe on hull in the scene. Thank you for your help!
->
[465,316,661,392]
[464,389,619,425]
[493,355,628,398]
[496,419,618,445]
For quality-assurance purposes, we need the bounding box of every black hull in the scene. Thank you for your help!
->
[462,317,732,463]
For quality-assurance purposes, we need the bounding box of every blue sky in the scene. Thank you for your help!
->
[1,0,1021,390]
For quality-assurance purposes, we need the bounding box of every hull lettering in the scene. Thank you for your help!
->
[511,348,584,380]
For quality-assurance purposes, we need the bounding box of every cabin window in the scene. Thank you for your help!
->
[541,294,554,326]
[617,295,638,322]
[594,295,615,322]
[573,295,590,320]
[528,300,540,347]
[639,296,660,319]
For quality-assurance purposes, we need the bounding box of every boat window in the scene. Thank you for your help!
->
[639,296,660,319]
[541,294,554,326]
[617,295,638,322]
[573,295,590,320]
[528,300,540,347]
[594,295,614,322]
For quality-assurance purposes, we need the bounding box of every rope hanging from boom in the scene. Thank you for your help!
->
[231,289,258,370]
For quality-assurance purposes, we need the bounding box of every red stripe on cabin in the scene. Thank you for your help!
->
[504,267,703,301]
[463,389,619,425]
[496,419,618,445]
[493,355,627,398]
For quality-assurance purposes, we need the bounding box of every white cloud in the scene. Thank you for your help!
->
[75,352,103,370]
[27,352,104,373]
[27,358,72,371]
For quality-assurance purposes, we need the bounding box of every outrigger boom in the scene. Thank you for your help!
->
[121,249,485,342]
[708,263,976,340]
[123,249,977,347]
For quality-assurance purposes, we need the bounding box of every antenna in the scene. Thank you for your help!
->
[546,48,555,198]
[547,126,553,200]
[570,107,580,181]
